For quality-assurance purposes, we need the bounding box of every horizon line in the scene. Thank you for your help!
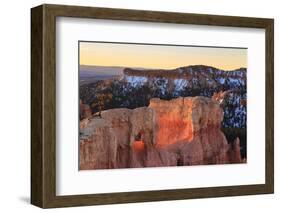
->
[79,64,247,72]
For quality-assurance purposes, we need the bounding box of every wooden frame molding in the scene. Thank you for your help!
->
[31,4,274,208]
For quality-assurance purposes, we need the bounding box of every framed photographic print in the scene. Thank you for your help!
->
[31,4,274,208]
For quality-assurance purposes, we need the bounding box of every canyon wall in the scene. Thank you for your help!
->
[79,97,244,170]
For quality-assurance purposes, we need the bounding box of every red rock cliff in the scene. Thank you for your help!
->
[79,97,244,170]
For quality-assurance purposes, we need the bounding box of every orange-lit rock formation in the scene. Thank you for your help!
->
[79,97,244,170]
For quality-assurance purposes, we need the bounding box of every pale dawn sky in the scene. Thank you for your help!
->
[79,42,247,70]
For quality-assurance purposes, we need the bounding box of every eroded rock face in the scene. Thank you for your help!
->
[79,97,244,170]
[228,137,244,164]
[79,119,117,169]
[80,100,92,119]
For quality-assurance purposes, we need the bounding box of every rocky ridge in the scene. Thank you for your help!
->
[79,96,244,170]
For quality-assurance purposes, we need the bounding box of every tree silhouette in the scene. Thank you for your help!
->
[91,93,112,117]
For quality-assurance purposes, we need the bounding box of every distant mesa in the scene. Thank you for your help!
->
[122,65,247,95]
[79,64,246,86]
[123,65,246,79]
